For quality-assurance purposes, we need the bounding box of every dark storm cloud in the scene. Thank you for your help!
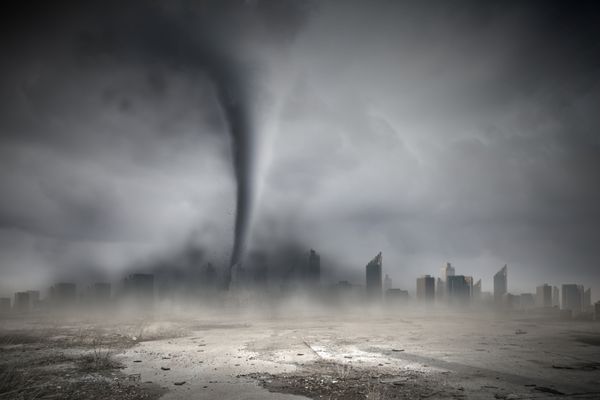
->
[1,0,600,298]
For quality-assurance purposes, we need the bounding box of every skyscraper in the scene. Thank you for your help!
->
[561,284,584,313]
[447,275,472,304]
[416,275,435,302]
[366,252,383,300]
[536,284,552,307]
[440,262,455,281]
[493,265,507,304]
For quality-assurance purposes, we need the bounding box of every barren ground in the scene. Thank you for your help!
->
[1,309,600,399]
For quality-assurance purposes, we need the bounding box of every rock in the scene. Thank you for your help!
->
[161,367,170,371]
[174,381,186,386]
[392,349,405,352]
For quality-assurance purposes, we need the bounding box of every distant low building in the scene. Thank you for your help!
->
[384,274,392,292]
[50,283,77,307]
[14,292,30,313]
[0,298,11,313]
[385,288,409,303]
[536,284,552,308]
[595,301,600,321]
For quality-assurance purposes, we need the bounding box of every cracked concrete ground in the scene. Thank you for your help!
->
[2,310,600,399]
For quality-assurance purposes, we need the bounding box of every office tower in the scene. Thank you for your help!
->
[366,252,383,300]
[561,284,584,313]
[437,262,455,301]
[50,283,77,306]
[583,288,592,310]
[552,286,560,307]
[14,292,30,312]
[472,279,482,301]
[384,274,392,291]
[595,301,600,321]
[447,275,472,304]
[494,265,507,304]
[440,262,455,281]
[307,249,321,285]
[536,284,552,307]
[0,298,10,313]
[416,275,435,302]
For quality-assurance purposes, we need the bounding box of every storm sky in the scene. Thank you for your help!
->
[1,0,599,299]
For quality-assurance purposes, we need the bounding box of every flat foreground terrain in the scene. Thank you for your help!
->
[1,309,600,399]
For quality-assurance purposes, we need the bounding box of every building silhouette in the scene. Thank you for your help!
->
[385,288,409,303]
[447,275,472,304]
[50,283,77,307]
[494,265,507,304]
[14,292,30,312]
[536,284,552,307]
[416,275,435,302]
[366,252,383,300]
[561,284,583,314]
[384,274,392,292]
[438,262,455,300]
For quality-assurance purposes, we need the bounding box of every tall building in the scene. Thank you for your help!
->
[384,274,392,292]
[561,284,584,313]
[472,279,482,301]
[440,262,455,281]
[447,275,472,304]
[416,275,435,302]
[536,284,552,307]
[583,288,592,310]
[493,265,507,304]
[366,252,383,300]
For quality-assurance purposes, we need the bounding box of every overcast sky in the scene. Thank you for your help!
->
[1,0,599,299]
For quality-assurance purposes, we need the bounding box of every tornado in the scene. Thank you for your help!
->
[211,69,254,290]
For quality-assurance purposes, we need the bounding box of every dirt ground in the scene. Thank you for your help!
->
[1,309,600,399]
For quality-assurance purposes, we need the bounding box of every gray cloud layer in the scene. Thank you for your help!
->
[1,1,599,298]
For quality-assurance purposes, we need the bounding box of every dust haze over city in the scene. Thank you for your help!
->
[1,1,600,399]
